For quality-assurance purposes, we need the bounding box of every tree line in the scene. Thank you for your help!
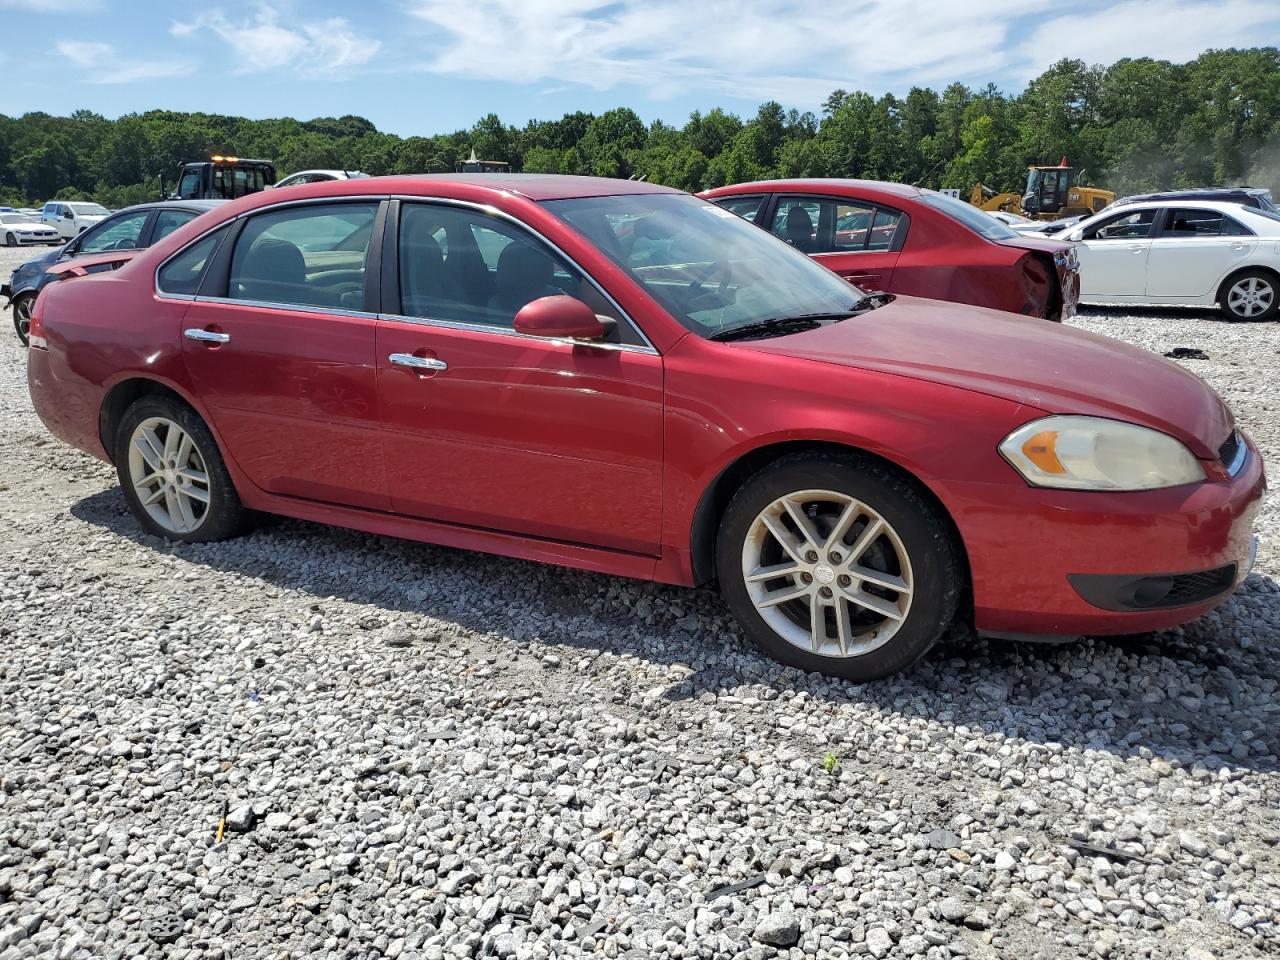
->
[1,49,1278,209]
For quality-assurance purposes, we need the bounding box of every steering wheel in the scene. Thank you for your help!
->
[686,262,732,300]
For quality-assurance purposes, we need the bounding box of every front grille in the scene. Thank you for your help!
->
[1069,565,1237,611]
[1218,430,1247,476]
[1162,566,1237,607]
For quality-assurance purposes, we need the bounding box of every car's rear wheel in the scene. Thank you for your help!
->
[717,453,963,681]
[114,397,247,543]
[11,292,35,346]
[1218,270,1278,322]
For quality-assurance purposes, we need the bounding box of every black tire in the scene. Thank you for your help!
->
[716,452,963,681]
[11,292,34,346]
[4,232,15,247]
[1217,269,1279,322]
[114,396,248,543]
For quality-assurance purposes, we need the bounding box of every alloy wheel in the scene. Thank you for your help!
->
[741,489,913,658]
[126,416,212,534]
[1227,276,1274,318]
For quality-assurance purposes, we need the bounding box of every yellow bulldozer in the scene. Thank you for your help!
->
[970,160,1115,220]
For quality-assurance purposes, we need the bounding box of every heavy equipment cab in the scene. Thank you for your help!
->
[971,163,1115,221]
[172,157,276,201]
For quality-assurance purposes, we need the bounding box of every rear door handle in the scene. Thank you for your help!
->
[389,353,447,371]
[184,328,230,344]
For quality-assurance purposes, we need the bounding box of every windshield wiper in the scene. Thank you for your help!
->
[708,311,857,342]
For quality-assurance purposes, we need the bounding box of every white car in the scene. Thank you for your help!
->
[269,169,369,189]
[1064,200,1280,321]
[0,213,61,247]
[987,210,1032,226]
[41,201,110,239]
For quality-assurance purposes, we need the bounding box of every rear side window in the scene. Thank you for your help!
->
[770,197,904,254]
[229,202,378,310]
[712,195,766,222]
[153,209,199,242]
[157,226,228,296]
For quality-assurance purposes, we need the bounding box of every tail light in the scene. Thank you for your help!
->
[27,291,47,350]
[1017,253,1053,319]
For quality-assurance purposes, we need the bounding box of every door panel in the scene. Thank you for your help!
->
[1146,237,1255,298]
[1076,208,1158,299]
[182,300,388,510]
[377,321,664,555]
[814,251,902,290]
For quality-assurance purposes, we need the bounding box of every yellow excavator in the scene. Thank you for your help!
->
[970,160,1114,220]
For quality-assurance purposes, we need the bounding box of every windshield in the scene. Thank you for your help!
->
[919,191,1019,240]
[69,203,109,216]
[544,193,864,338]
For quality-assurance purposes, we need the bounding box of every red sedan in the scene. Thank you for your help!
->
[700,179,1080,321]
[26,175,1261,681]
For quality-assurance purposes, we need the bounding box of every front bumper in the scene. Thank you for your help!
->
[942,437,1266,637]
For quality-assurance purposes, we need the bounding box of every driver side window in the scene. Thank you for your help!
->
[78,211,151,255]
[1086,209,1157,241]
[397,203,639,343]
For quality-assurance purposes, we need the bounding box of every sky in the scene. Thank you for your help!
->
[2,0,1279,135]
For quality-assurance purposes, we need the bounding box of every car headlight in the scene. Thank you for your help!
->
[999,416,1204,490]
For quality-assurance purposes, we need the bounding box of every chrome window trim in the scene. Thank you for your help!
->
[155,193,661,354]
[377,310,657,355]
[192,295,380,322]
[391,194,658,354]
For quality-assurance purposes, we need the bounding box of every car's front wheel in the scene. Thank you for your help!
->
[717,453,963,681]
[11,292,35,346]
[114,396,248,543]
[3,232,15,247]
[1219,270,1278,322]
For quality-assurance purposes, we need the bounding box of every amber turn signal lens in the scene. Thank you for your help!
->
[1021,430,1067,474]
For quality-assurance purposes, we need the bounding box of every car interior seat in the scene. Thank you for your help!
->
[487,242,560,323]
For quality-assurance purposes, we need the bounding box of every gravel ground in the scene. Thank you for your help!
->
[1,242,1277,960]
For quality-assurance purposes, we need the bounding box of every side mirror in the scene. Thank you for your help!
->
[513,295,607,340]
[1066,228,1084,242]
[62,210,73,220]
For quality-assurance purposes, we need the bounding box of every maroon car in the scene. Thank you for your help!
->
[701,179,1080,321]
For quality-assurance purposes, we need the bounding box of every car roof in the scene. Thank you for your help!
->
[114,199,227,214]
[396,174,682,200]
[703,178,925,200]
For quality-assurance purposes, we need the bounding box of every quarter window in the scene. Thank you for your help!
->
[712,195,766,222]
[1087,209,1158,240]
[228,202,378,310]
[78,211,150,254]
[157,226,228,296]
[397,203,630,339]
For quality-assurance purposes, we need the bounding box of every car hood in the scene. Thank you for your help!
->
[740,296,1232,458]
[995,233,1071,256]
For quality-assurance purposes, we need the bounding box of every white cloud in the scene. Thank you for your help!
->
[171,7,381,76]
[56,40,193,84]
[0,0,98,9]
[1013,0,1280,77]
[401,0,1280,103]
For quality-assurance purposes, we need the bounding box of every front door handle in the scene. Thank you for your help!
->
[184,328,230,344]
[389,353,447,372]
[1129,245,1146,254]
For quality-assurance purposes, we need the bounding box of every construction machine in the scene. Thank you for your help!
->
[970,160,1114,220]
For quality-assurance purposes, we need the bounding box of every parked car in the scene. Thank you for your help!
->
[1,212,60,247]
[988,210,1032,226]
[1111,187,1276,213]
[26,175,1262,681]
[1064,200,1280,320]
[41,201,110,239]
[0,206,16,214]
[4,199,223,344]
[1011,214,1086,236]
[701,179,1079,321]
[270,169,370,189]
